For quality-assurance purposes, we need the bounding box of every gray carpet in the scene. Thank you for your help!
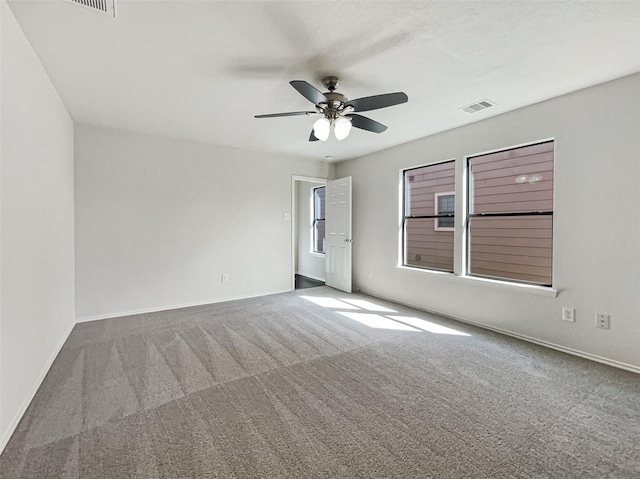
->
[1,287,639,478]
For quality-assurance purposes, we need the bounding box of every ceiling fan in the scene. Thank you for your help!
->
[255,76,408,142]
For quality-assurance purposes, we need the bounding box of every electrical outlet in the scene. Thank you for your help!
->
[562,307,575,322]
[221,273,229,283]
[596,313,610,329]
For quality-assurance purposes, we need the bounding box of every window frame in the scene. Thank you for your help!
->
[401,160,456,273]
[312,185,326,255]
[465,140,554,287]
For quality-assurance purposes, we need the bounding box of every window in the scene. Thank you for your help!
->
[403,161,455,272]
[434,192,455,231]
[312,186,326,253]
[467,141,554,286]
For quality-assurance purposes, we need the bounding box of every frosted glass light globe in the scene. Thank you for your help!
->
[313,118,331,141]
[334,116,352,141]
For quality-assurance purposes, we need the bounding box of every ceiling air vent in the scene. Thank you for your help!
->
[460,99,495,114]
[64,0,116,17]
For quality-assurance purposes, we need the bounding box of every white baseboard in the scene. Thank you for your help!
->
[355,287,640,375]
[76,289,289,323]
[0,319,76,455]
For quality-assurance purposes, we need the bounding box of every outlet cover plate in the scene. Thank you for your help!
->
[596,313,610,329]
[562,307,575,322]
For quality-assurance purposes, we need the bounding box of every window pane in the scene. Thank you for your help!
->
[405,218,454,271]
[314,219,325,253]
[314,187,325,220]
[437,217,454,229]
[467,141,553,286]
[437,194,454,214]
[313,186,326,253]
[405,162,455,216]
[403,161,455,272]
[470,141,553,214]
[469,215,552,285]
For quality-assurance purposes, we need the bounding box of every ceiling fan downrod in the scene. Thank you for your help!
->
[321,75,340,92]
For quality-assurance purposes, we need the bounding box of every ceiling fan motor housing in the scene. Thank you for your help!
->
[321,92,350,119]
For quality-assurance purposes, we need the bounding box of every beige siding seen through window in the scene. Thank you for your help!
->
[468,141,553,285]
[313,186,326,253]
[404,161,455,271]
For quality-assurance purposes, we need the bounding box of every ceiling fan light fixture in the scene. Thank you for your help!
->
[334,116,352,141]
[255,77,408,142]
[313,117,331,141]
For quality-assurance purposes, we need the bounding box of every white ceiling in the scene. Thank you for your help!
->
[7,0,640,162]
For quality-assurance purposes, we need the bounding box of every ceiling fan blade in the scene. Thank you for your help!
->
[255,111,316,118]
[290,80,328,105]
[309,129,319,141]
[345,92,408,112]
[346,114,388,133]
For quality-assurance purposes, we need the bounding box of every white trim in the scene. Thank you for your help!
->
[403,157,457,173]
[397,169,404,268]
[76,290,288,323]
[291,175,328,182]
[455,273,558,297]
[355,288,639,374]
[464,137,555,160]
[0,319,76,454]
[396,265,453,277]
[395,265,557,297]
[459,154,469,276]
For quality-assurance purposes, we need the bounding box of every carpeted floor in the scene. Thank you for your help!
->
[1,287,639,478]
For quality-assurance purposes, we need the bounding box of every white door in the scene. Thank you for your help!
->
[325,176,352,293]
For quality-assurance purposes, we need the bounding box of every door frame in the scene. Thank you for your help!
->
[291,175,328,291]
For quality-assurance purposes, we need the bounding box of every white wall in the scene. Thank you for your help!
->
[296,181,326,281]
[75,124,331,320]
[336,73,640,370]
[0,0,75,450]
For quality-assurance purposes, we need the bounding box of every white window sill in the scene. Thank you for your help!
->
[395,265,558,298]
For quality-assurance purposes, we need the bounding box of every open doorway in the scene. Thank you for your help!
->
[292,176,327,290]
